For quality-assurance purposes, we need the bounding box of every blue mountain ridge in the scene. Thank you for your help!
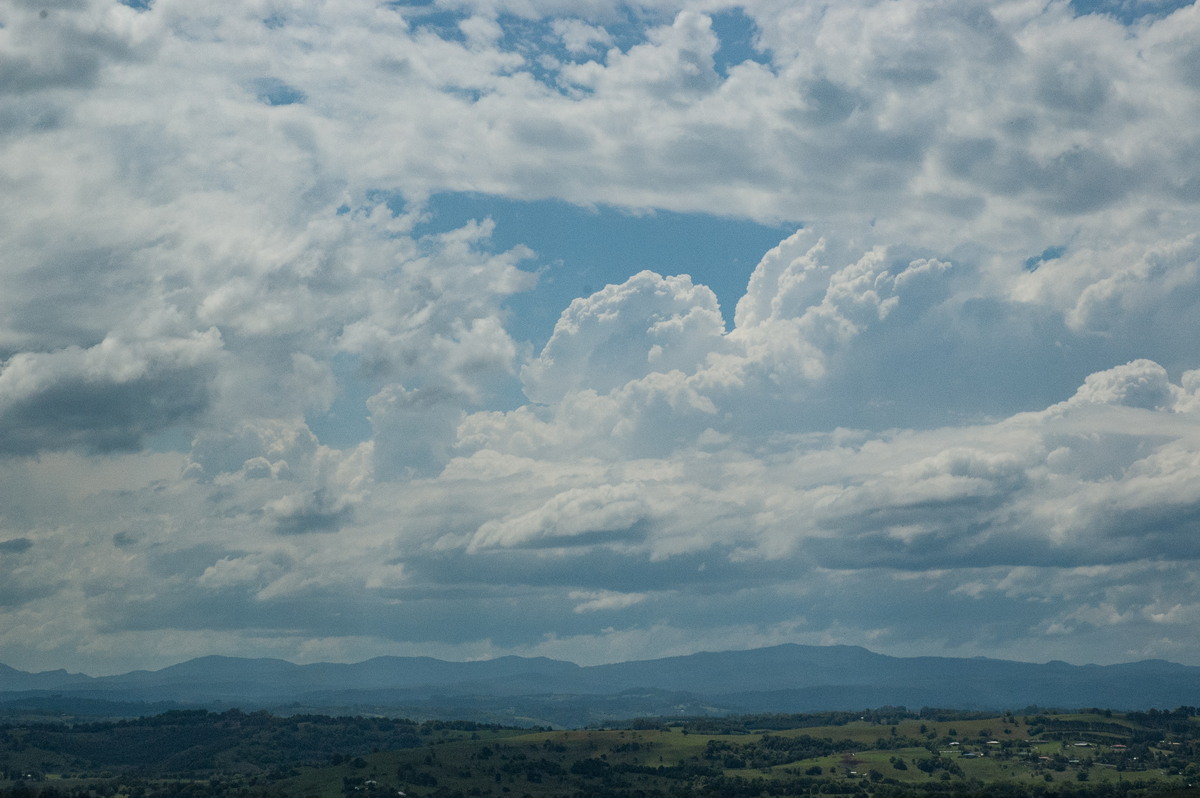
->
[1,644,1196,720]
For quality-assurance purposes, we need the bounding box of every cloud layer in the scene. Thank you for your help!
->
[1,0,1200,675]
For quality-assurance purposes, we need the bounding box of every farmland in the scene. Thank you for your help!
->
[3,707,1200,796]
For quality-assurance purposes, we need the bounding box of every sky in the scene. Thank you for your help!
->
[2,0,1200,677]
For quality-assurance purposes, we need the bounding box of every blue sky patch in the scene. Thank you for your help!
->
[416,193,798,346]
[308,354,375,449]
[406,8,469,43]
[252,78,306,106]
[1069,0,1195,23]
[711,8,771,77]
[1024,245,1067,271]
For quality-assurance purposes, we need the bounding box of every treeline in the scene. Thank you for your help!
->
[702,733,864,768]
[1030,707,1200,744]
[636,706,1006,734]
[1126,706,1200,734]
[0,709,507,777]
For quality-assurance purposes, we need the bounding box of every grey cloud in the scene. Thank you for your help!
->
[3,248,139,357]
[1177,42,1200,88]
[785,569,1048,640]
[866,2,1017,87]
[509,118,595,152]
[0,99,67,137]
[0,537,33,554]
[1034,147,1139,213]
[1087,502,1200,561]
[941,137,1006,186]
[101,590,337,635]
[785,561,1200,664]
[0,46,102,95]
[0,580,55,609]
[111,531,139,548]
[1037,58,1111,115]
[187,421,318,480]
[1059,238,1200,374]
[810,524,1069,572]
[271,489,354,535]
[819,367,1200,571]
[0,333,221,456]
[793,77,863,126]
[369,385,466,479]
[872,60,939,88]
[815,296,1090,427]
[0,5,136,96]
[407,546,765,594]
[87,525,1200,662]
[659,124,779,185]
[507,522,647,550]
[1043,428,1168,482]
[0,373,207,455]
[945,3,1019,62]
[97,577,605,646]
[940,140,1137,213]
[809,451,1035,569]
[145,544,242,581]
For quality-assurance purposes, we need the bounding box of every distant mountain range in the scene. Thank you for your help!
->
[2,644,1198,727]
